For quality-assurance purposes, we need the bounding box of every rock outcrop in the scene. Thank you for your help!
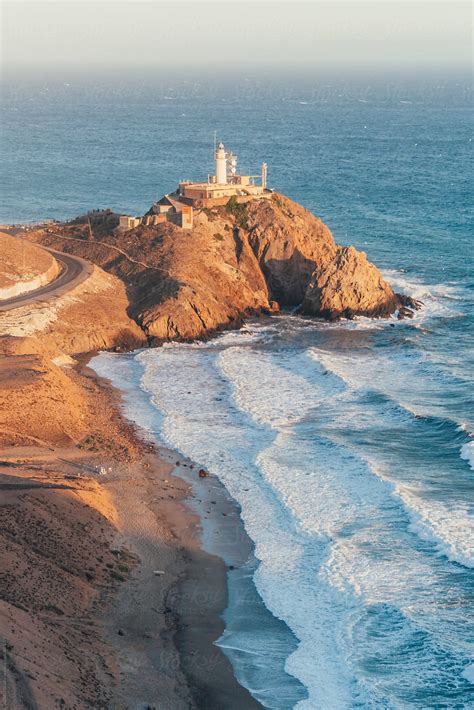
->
[300,245,398,319]
[245,194,338,305]
[25,192,415,342]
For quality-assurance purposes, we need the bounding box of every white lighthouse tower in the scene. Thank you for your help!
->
[215,141,227,184]
[178,138,268,206]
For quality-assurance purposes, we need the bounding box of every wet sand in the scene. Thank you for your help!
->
[97,429,260,709]
[76,356,261,708]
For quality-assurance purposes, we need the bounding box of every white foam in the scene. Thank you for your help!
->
[215,346,472,700]
[399,486,474,569]
[134,345,362,708]
[91,350,161,442]
[308,348,474,568]
[218,346,344,428]
[92,335,474,708]
[382,270,465,302]
[382,270,466,324]
[461,441,474,471]
[308,345,473,431]
[218,346,472,584]
[462,663,474,684]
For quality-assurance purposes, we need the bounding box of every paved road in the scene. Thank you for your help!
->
[0,246,93,312]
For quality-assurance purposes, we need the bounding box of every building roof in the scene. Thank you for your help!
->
[165,194,188,212]
[156,195,175,207]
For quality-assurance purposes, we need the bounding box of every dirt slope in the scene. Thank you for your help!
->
[0,264,146,354]
[0,232,60,299]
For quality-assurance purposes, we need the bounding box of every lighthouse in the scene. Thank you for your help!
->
[121,139,270,232]
[215,141,227,184]
[177,139,269,207]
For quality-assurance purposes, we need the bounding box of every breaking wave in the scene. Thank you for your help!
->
[92,310,474,708]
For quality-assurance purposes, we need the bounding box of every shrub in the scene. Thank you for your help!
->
[225,196,248,229]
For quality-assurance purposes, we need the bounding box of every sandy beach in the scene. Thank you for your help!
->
[92,353,261,709]
[0,349,259,708]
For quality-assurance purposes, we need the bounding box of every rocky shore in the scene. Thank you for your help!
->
[24,192,420,345]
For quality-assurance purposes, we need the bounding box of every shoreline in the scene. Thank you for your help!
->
[88,348,308,709]
[80,355,262,708]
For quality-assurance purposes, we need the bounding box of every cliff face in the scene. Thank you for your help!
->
[245,196,402,319]
[28,193,412,343]
[131,212,271,341]
[300,245,398,319]
[245,194,338,305]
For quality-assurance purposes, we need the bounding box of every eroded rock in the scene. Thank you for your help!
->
[26,192,418,341]
[300,245,398,319]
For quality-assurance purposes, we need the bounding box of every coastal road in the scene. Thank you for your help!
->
[0,246,94,312]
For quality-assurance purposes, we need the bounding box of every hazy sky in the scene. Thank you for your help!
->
[2,1,472,75]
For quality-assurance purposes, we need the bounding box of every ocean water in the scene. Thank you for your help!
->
[2,72,473,708]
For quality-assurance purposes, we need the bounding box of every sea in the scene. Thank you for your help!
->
[1,71,473,709]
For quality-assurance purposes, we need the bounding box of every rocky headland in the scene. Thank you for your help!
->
[25,192,419,345]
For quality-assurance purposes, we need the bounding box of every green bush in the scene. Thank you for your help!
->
[225,196,248,229]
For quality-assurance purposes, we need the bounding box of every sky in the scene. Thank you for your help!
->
[1,1,472,76]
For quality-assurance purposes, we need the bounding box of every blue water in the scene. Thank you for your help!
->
[2,72,473,708]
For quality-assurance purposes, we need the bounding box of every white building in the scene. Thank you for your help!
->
[177,140,269,206]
